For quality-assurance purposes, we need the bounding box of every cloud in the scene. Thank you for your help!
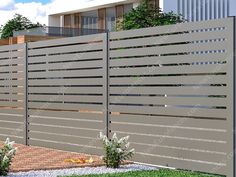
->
[14,2,49,25]
[0,0,119,27]
[0,0,15,10]
[0,0,49,26]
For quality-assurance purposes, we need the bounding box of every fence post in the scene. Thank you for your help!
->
[233,16,236,177]
[24,42,29,146]
[104,31,110,139]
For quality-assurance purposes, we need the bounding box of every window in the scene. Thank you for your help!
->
[106,7,116,31]
[81,10,98,30]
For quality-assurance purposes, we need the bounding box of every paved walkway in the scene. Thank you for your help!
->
[1,143,103,172]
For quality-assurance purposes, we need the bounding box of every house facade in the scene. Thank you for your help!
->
[48,0,159,31]
[48,0,236,31]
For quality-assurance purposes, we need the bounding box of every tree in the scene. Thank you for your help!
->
[117,0,184,30]
[0,14,43,39]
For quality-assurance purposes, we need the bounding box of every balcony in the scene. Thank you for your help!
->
[13,26,106,38]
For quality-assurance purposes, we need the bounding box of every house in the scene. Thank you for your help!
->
[48,0,236,31]
[48,0,159,31]
[2,0,236,46]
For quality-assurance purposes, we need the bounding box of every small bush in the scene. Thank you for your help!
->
[99,132,135,168]
[0,138,17,176]
[118,0,184,31]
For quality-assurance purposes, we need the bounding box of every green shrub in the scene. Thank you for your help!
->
[118,0,184,31]
[0,138,17,176]
[99,132,135,168]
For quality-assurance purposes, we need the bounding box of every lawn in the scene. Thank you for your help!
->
[61,169,224,177]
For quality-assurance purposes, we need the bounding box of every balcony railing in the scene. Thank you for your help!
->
[13,15,118,37]
[13,26,106,37]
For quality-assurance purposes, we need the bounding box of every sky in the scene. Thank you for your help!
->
[15,0,49,3]
[0,0,116,26]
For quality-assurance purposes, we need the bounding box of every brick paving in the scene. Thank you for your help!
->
[1,143,104,173]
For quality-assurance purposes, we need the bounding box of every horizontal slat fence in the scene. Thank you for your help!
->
[109,18,234,176]
[0,17,235,176]
[0,44,26,144]
[26,34,108,154]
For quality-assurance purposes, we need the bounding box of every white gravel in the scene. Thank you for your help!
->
[2,164,157,177]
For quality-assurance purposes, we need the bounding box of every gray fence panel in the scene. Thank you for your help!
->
[109,18,235,176]
[0,44,26,144]
[27,34,108,155]
[0,17,235,177]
